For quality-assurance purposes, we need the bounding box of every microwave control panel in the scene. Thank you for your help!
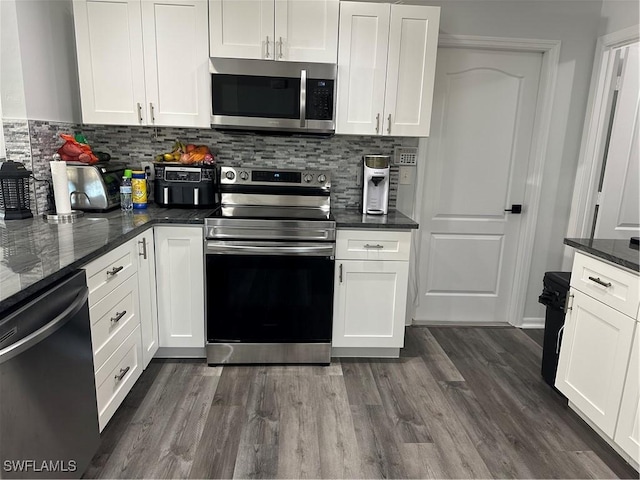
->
[306,79,334,120]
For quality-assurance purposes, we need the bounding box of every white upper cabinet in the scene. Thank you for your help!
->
[73,0,210,127]
[209,0,338,63]
[336,2,440,137]
[73,0,147,125]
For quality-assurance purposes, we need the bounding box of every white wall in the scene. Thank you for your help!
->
[407,0,603,322]
[599,0,640,35]
[0,0,27,120]
[13,0,81,123]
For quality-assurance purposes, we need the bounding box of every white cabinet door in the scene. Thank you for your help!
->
[209,0,274,59]
[154,226,205,348]
[383,4,440,137]
[615,327,640,464]
[135,230,159,368]
[336,2,390,135]
[556,288,636,437]
[332,260,408,348]
[142,0,210,127]
[73,0,147,125]
[274,0,338,63]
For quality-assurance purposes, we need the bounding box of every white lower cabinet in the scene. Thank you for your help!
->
[556,289,635,436]
[332,229,411,355]
[556,251,639,467]
[614,328,640,462]
[154,226,205,350]
[136,229,159,368]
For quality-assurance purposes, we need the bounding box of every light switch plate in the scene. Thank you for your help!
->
[399,166,413,185]
[394,146,418,166]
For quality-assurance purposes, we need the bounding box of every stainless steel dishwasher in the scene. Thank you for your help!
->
[0,270,99,479]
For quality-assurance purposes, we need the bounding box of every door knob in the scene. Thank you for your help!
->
[504,204,522,214]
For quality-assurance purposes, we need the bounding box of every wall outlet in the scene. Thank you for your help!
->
[399,166,414,185]
[141,161,155,181]
[394,147,418,166]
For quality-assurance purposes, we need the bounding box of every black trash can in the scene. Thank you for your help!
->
[538,271,571,396]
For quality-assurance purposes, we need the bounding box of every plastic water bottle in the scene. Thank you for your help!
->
[120,171,133,212]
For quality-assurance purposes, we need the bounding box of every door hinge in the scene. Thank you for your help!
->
[595,191,603,206]
[614,74,622,91]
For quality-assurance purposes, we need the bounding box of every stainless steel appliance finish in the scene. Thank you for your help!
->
[66,162,126,211]
[210,59,336,134]
[205,167,335,365]
[0,270,99,479]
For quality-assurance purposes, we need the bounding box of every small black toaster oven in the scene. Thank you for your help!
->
[153,163,219,208]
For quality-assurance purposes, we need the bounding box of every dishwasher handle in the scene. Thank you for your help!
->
[0,287,89,365]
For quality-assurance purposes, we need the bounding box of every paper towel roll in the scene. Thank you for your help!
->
[50,161,72,214]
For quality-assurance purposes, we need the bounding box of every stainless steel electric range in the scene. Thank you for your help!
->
[204,166,335,365]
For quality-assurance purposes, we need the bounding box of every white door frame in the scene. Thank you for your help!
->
[564,25,640,268]
[412,34,561,327]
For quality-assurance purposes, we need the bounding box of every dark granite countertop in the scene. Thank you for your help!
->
[0,206,215,316]
[331,208,418,229]
[0,205,419,317]
[565,238,639,272]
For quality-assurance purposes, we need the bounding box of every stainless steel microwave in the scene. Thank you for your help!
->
[210,59,336,135]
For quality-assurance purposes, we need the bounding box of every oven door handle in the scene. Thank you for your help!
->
[206,241,334,257]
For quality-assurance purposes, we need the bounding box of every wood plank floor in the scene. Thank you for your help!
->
[84,327,638,479]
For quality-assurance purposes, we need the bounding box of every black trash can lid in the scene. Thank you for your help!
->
[543,271,571,290]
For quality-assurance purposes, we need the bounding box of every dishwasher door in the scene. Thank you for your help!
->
[0,270,99,479]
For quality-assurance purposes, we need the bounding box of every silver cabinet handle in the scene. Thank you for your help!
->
[387,114,392,134]
[300,69,307,128]
[556,325,565,354]
[339,263,343,283]
[136,103,143,124]
[364,244,384,249]
[150,102,155,124]
[588,276,612,288]
[266,36,270,58]
[279,36,283,58]
[114,366,130,382]
[375,113,380,134]
[565,293,574,312]
[110,310,127,324]
[107,265,124,276]
[138,238,147,259]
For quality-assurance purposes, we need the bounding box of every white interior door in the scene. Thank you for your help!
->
[595,42,640,239]
[415,48,542,324]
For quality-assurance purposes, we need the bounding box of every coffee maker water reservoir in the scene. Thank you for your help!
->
[362,155,390,215]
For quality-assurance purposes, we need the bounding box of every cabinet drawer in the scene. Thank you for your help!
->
[95,325,142,432]
[84,242,136,307]
[90,274,140,370]
[336,230,411,261]
[571,252,639,318]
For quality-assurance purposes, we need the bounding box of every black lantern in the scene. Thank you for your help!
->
[0,161,33,219]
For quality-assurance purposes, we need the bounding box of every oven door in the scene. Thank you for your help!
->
[206,241,335,345]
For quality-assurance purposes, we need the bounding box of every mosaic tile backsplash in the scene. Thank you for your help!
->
[4,120,418,211]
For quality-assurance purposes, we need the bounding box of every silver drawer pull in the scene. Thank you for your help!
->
[588,276,612,288]
[107,266,124,276]
[110,310,127,324]
[114,366,130,382]
[364,244,384,249]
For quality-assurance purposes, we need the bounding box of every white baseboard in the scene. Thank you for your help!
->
[411,320,509,327]
[520,317,545,329]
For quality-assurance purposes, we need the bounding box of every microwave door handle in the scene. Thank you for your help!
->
[300,69,307,128]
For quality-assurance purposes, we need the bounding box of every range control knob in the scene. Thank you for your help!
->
[225,170,235,180]
[317,174,327,183]
[239,171,249,181]
[303,174,314,183]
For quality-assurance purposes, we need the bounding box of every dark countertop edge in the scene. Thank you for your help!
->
[564,238,640,273]
[0,217,203,317]
[0,210,418,317]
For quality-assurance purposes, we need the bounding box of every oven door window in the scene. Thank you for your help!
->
[206,254,334,342]
[212,74,300,119]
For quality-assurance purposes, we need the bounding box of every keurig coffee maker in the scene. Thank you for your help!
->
[362,155,390,215]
